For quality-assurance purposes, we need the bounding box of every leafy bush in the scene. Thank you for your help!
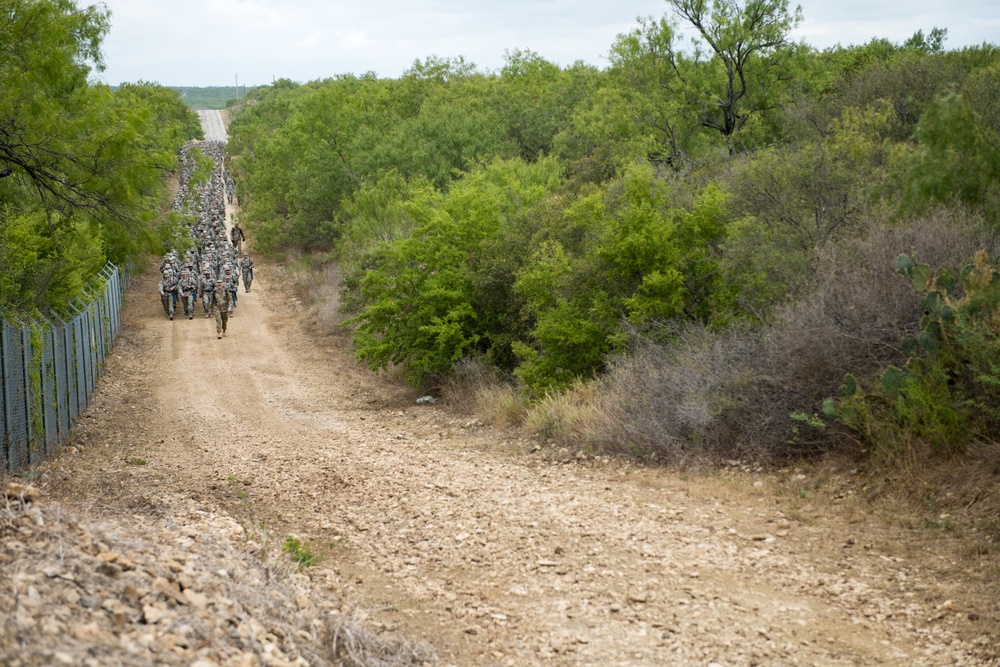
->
[343,157,563,385]
[895,92,1000,227]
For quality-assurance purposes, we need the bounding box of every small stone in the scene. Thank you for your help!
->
[142,604,171,624]
[4,482,41,503]
[123,584,148,603]
[183,590,209,610]
[72,622,108,643]
[153,577,186,605]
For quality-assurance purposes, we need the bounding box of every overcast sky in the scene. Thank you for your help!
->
[96,0,1000,87]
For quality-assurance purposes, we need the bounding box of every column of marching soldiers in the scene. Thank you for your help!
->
[156,140,254,338]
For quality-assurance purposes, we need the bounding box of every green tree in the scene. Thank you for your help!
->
[603,15,708,163]
[0,1,200,313]
[0,0,113,215]
[897,92,1000,225]
[667,0,802,146]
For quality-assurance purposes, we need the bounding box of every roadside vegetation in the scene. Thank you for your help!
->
[0,0,204,317]
[228,3,1000,473]
[171,86,257,110]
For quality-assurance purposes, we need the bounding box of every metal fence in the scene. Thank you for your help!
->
[1,263,129,474]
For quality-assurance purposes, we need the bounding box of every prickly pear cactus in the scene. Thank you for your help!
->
[893,252,988,356]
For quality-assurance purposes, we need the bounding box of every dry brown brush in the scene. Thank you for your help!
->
[531,210,994,464]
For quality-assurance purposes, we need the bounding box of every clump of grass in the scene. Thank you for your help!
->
[281,535,317,569]
[524,379,602,448]
[327,611,437,667]
[440,357,527,426]
[475,383,526,428]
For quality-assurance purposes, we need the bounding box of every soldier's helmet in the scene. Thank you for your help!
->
[243,252,249,257]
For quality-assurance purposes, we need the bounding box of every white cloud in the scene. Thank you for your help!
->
[96,0,1000,86]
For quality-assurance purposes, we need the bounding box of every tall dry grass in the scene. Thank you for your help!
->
[284,253,346,335]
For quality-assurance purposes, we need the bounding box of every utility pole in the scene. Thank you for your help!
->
[235,73,239,106]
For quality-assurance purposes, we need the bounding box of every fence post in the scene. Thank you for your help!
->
[1,320,9,473]
[13,320,32,471]
[50,311,71,446]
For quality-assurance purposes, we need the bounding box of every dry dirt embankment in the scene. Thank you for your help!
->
[2,111,997,666]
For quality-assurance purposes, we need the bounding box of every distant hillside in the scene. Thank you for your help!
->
[171,86,257,110]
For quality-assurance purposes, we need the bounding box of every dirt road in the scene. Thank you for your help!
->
[197,109,228,142]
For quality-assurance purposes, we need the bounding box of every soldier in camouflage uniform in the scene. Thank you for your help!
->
[212,279,230,338]
[231,219,245,254]
[158,269,177,320]
[241,252,254,292]
[199,269,215,317]
[222,265,238,314]
[177,269,198,320]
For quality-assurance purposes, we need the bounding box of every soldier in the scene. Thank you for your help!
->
[212,278,231,339]
[158,269,177,320]
[177,269,198,320]
[231,218,245,253]
[199,268,215,317]
[241,251,254,293]
[222,265,238,314]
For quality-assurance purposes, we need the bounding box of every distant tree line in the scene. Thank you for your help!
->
[171,86,258,110]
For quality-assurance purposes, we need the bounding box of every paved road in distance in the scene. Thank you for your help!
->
[197,109,227,142]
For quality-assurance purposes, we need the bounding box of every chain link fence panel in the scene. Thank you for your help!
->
[1,263,130,474]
